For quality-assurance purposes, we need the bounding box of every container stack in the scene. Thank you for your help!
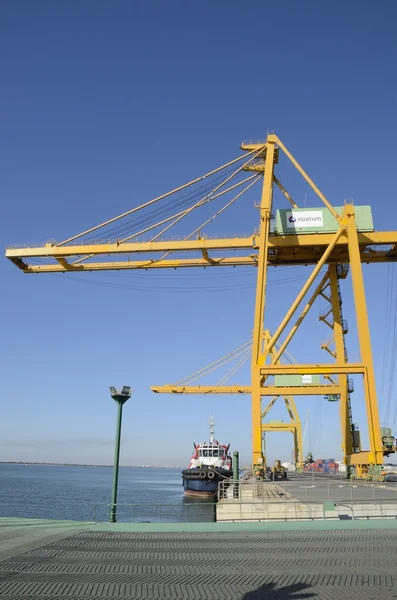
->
[303,458,339,474]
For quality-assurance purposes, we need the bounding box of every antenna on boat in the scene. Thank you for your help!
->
[209,415,214,443]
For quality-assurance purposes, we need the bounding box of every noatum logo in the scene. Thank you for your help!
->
[295,215,322,223]
[286,211,324,228]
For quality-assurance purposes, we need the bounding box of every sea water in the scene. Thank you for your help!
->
[0,464,215,522]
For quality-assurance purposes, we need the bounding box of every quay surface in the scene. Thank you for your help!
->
[1,517,397,599]
[217,475,397,522]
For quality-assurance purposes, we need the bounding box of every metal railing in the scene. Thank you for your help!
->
[93,502,216,523]
[216,500,397,522]
[216,477,397,523]
[218,477,397,504]
[92,478,397,524]
[6,233,258,250]
[241,139,267,145]
[92,498,397,524]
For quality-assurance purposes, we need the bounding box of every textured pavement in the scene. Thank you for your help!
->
[1,528,397,599]
[278,478,397,504]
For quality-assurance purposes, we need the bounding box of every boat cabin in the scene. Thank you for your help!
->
[197,445,225,458]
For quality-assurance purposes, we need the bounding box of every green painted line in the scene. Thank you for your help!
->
[93,518,397,533]
[0,518,96,532]
[2,516,397,535]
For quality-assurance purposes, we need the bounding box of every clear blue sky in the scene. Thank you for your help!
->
[1,1,397,466]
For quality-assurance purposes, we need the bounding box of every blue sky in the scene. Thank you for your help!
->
[1,1,397,466]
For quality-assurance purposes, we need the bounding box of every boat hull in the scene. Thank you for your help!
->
[183,478,219,497]
[182,467,233,497]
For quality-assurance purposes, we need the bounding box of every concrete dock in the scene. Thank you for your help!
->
[1,517,397,598]
[217,476,397,522]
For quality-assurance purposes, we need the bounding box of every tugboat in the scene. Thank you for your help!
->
[182,417,233,497]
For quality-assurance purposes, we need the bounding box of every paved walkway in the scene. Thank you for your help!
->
[1,519,397,598]
[278,478,397,504]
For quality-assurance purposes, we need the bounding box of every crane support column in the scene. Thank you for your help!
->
[251,139,276,466]
[328,265,353,459]
[284,395,303,469]
[345,205,383,468]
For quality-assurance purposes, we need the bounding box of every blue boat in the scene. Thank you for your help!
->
[182,417,233,497]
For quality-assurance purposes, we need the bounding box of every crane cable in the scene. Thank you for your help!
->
[151,175,261,264]
[72,173,258,266]
[174,340,252,386]
[216,346,252,386]
[86,164,248,242]
[58,146,265,247]
[120,175,258,244]
[52,272,309,293]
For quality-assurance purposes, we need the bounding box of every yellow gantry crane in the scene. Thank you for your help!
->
[6,133,397,479]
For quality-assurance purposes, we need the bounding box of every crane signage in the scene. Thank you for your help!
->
[286,210,324,228]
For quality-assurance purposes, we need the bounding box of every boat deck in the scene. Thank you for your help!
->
[1,518,397,598]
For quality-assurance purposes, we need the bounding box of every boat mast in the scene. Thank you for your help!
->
[209,416,214,444]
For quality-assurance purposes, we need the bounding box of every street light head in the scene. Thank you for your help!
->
[109,385,132,404]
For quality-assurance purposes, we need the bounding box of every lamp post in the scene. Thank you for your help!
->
[109,385,131,523]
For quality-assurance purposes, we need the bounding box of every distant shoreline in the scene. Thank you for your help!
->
[0,462,181,469]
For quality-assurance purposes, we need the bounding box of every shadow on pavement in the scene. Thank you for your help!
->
[242,581,314,599]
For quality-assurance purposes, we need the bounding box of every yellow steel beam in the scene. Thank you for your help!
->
[321,343,336,359]
[151,385,343,395]
[272,135,341,222]
[328,264,352,458]
[265,385,343,396]
[262,423,296,432]
[284,396,303,467]
[251,139,276,465]
[269,230,397,248]
[284,395,298,422]
[7,230,397,272]
[260,388,303,468]
[18,256,258,273]
[17,249,397,273]
[261,395,279,419]
[8,231,397,259]
[268,271,330,368]
[345,204,383,465]
[6,237,258,259]
[273,176,298,208]
[346,452,372,466]
[260,364,365,375]
[151,385,251,394]
[55,257,69,268]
